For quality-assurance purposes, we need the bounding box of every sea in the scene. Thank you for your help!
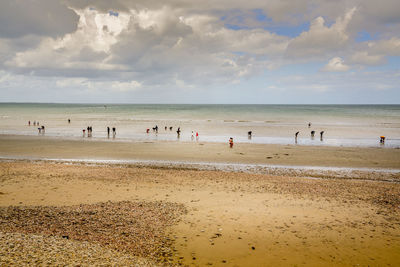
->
[0,103,399,148]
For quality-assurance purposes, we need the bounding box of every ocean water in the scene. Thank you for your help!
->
[0,103,399,147]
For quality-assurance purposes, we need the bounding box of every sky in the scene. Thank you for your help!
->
[0,0,399,104]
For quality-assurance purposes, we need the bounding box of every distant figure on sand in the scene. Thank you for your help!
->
[295,131,299,143]
[83,129,85,136]
[146,128,150,134]
[229,137,234,148]
[107,127,110,137]
[41,126,45,134]
[248,131,252,139]
[191,131,194,141]
[28,121,31,126]
[38,127,41,134]
[165,126,167,131]
[170,126,173,131]
[68,119,71,124]
[308,122,311,128]
[196,132,199,141]
[112,127,116,137]
[311,131,315,138]
[320,131,324,140]
[380,136,385,144]
[177,127,181,138]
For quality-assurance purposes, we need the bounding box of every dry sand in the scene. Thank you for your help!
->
[0,161,399,266]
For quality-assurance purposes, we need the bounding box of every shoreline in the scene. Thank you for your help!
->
[2,131,400,148]
[1,134,399,169]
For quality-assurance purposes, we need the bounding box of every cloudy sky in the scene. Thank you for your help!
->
[0,0,399,104]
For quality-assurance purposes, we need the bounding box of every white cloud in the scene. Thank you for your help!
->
[6,8,131,71]
[368,37,400,56]
[286,7,356,58]
[349,51,384,65]
[110,80,142,92]
[321,57,350,72]
[56,78,141,92]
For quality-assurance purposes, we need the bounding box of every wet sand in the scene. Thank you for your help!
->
[0,134,400,169]
[0,161,399,266]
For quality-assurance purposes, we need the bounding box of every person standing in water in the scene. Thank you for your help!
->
[320,131,324,140]
[112,127,116,137]
[107,127,110,137]
[295,131,299,143]
[229,137,234,148]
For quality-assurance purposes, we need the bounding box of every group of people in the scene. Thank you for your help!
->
[28,120,40,126]
[83,126,117,138]
[27,120,388,146]
[28,121,45,134]
[147,125,176,133]
[107,127,117,138]
[83,126,93,137]
[191,131,199,141]
[295,129,325,143]
[147,125,182,138]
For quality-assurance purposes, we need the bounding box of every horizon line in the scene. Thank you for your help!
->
[0,102,399,105]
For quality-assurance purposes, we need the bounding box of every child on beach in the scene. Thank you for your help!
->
[229,137,234,148]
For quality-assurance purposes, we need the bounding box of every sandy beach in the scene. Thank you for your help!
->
[0,134,399,266]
